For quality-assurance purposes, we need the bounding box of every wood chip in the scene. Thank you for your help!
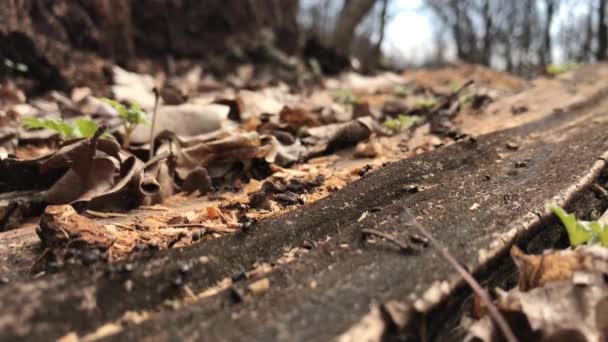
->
[86,210,129,218]
[247,278,270,295]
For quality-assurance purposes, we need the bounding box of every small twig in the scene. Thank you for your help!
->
[168,223,234,233]
[142,151,170,169]
[149,87,160,161]
[452,79,474,97]
[29,248,52,273]
[361,228,411,252]
[85,210,129,218]
[592,184,608,199]
[138,205,170,211]
[400,207,518,342]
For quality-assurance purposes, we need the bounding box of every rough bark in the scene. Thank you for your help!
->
[481,0,493,65]
[0,0,300,93]
[540,0,556,67]
[5,75,608,341]
[332,0,378,56]
[598,0,607,60]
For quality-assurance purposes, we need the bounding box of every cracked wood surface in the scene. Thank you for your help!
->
[2,90,608,341]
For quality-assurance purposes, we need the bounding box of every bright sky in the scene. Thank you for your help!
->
[382,0,585,65]
[382,0,438,64]
[302,0,583,66]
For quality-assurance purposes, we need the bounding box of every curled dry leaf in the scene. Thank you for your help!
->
[279,106,320,129]
[302,116,382,157]
[140,153,176,204]
[130,103,229,144]
[465,279,608,342]
[511,245,597,291]
[14,125,166,211]
[465,246,608,341]
[37,205,114,250]
[42,127,122,205]
[161,130,300,183]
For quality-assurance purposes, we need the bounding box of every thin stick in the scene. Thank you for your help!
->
[168,223,234,233]
[361,228,411,252]
[400,207,518,342]
[149,87,160,161]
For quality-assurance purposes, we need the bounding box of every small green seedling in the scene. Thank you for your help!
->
[545,63,577,77]
[392,85,409,98]
[459,94,474,105]
[333,89,359,105]
[383,114,421,132]
[548,203,608,247]
[414,98,438,110]
[22,117,103,139]
[103,99,148,148]
[4,58,28,73]
[448,82,461,93]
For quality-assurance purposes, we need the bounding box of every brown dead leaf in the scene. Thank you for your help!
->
[466,246,608,341]
[42,128,123,205]
[279,106,320,129]
[130,103,229,144]
[37,205,114,250]
[510,246,593,291]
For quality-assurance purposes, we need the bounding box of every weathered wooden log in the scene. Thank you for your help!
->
[2,85,608,340]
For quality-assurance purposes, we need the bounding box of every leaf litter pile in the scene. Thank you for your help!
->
[461,204,608,341]
[1,64,519,269]
[4,53,608,340]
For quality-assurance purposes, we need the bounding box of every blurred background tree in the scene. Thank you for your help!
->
[2,0,608,90]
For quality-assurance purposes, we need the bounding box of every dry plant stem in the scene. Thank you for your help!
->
[149,87,160,160]
[453,79,474,96]
[122,124,132,149]
[400,207,518,342]
[361,228,410,252]
[168,223,234,233]
[592,183,608,199]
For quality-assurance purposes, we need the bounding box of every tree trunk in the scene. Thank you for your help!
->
[332,0,377,56]
[540,0,555,67]
[598,0,607,60]
[581,9,594,62]
[481,0,493,65]
[369,0,389,69]
[0,0,300,94]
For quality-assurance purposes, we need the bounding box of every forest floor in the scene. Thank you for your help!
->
[2,60,608,341]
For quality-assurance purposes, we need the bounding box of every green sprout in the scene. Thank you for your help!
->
[383,115,421,132]
[333,89,359,105]
[414,98,439,110]
[392,85,409,98]
[4,58,28,73]
[102,99,148,148]
[448,82,461,93]
[460,94,474,105]
[548,203,608,247]
[545,63,577,77]
[22,117,103,139]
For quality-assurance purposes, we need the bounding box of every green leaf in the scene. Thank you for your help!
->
[383,115,421,132]
[548,203,593,246]
[383,119,401,131]
[546,63,578,76]
[22,117,46,129]
[392,85,409,98]
[589,221,608,247]
[333,89,358,105]
[54,121,75,138]
[102,98,148,125]
[74,118,99,138]
[398,115,420,128]
[22,117,75,138]
[414,98,438,110]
